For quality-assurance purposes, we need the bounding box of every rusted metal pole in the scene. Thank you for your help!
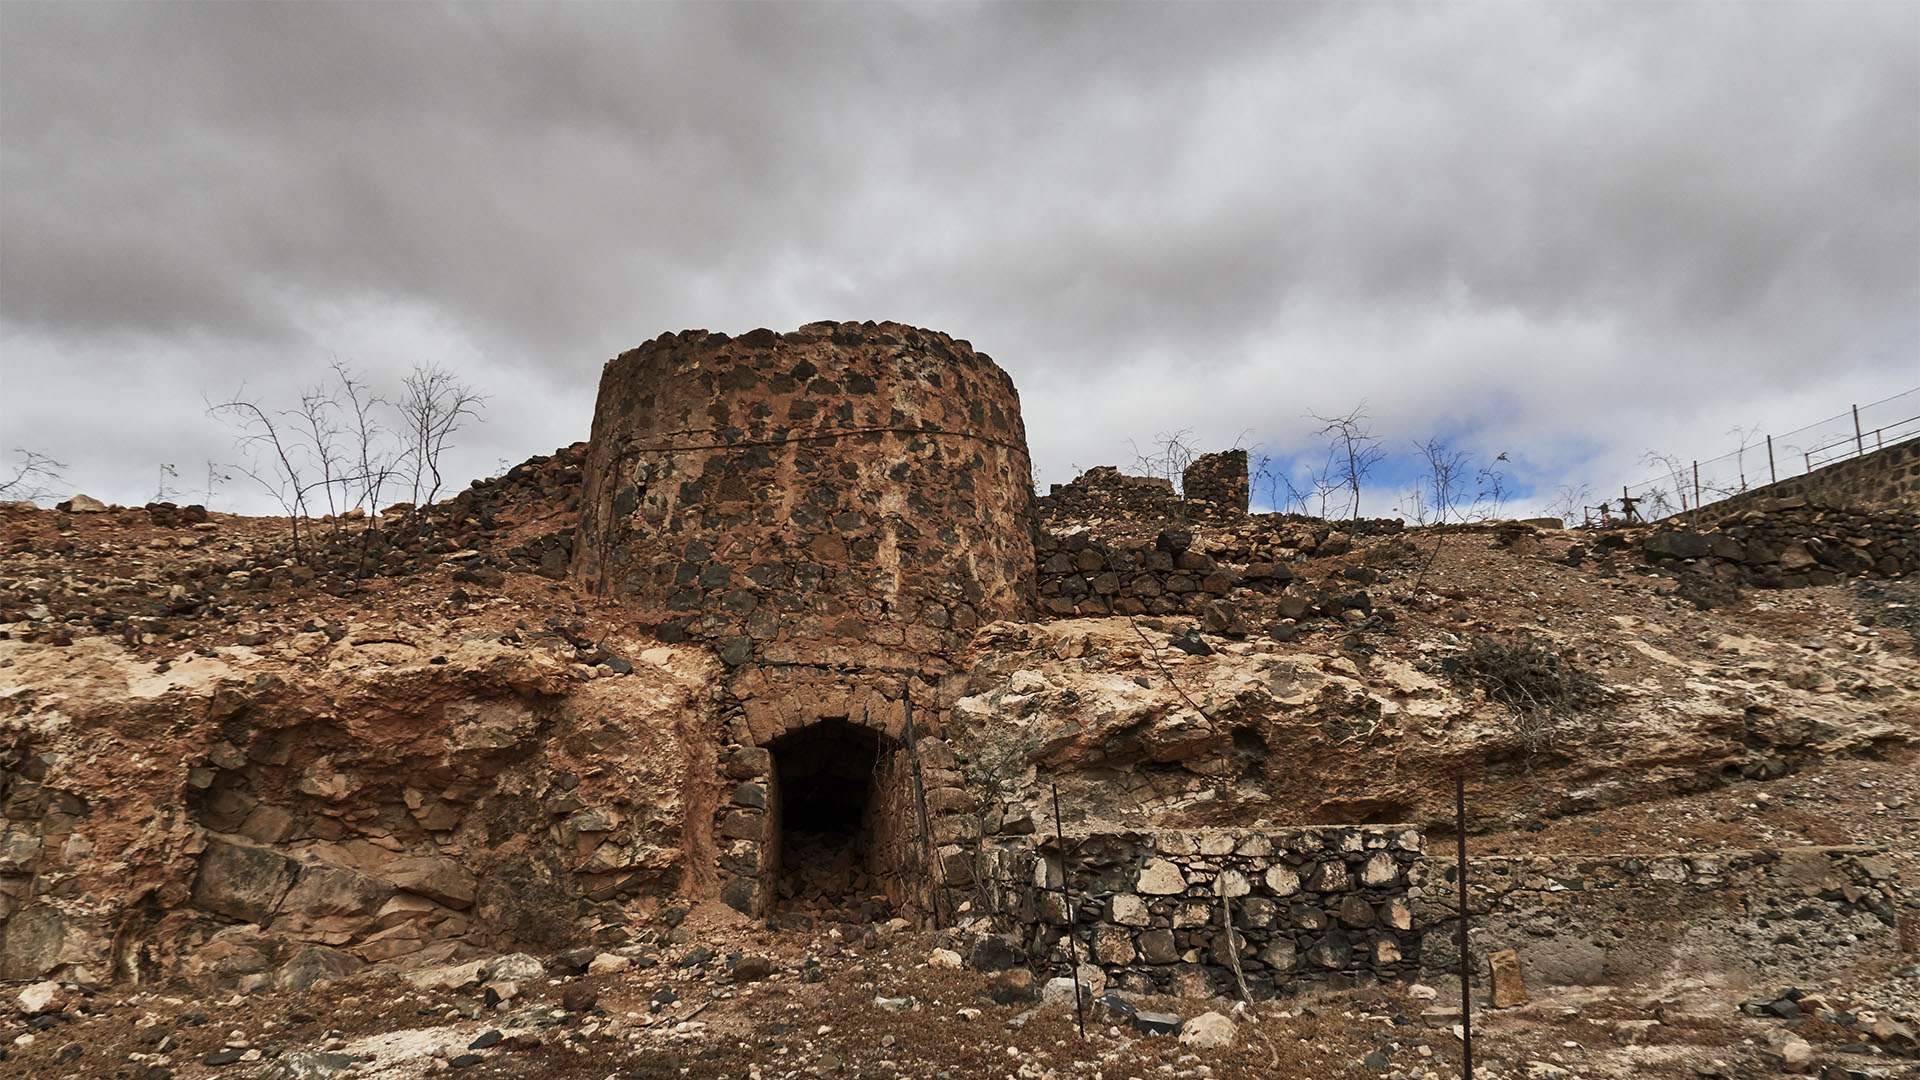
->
[1766,435,1776,484]
[1457,774,1474,1080]
[1691,461,1700,511]
[1050,781,1088,1040]
[902,680,948,927]
[1854,404,1865,455]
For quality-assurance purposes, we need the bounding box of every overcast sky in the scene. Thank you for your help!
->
[3,2,1915,519]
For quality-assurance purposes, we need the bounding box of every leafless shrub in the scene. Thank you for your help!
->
[1307,404,1386,520]
[1129,428,1198,490]
[209,361,484,560]
[1252,452,1313,515]
[399,363,487,505]
[1415,437,1471,523]
[1447,634,1607,753]
[1640,451,1693,517]
[1539,482,1593,526]
[1472,453,1510,520]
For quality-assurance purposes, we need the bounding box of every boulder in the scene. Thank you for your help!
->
[277,863,395,928]
[1133,1009,1183,1036]
[485,953,546,983]
[192,837,299,923]
[1644,531,1710,560]
[383,855,477,909]
[1264,865,1301,897]
[0,905,69,980]
[1307,931,1351,969]
[587,952,632,975]
[276,946,363,991]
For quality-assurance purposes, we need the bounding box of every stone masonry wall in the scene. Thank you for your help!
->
[1031,517,1403,628]
[571,321,1034,674]
[1639,501,1920,589]
[1035,468,1183,526]
[1694,437,1920,517]
[1417,846,1904,993]
[1182,450,1250,514]
[982,826,1425,999]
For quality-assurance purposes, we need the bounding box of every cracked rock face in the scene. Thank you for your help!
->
[0,624,714,989]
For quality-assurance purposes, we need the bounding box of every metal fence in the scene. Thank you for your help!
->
[1601,387,1919,524]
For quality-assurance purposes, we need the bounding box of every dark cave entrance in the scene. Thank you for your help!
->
[764,720,905,917]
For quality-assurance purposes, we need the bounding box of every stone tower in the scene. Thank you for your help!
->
[571,321,1030,916]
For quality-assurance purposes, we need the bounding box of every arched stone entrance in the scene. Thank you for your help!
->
[713,673,981,924]
[763,720,913,918]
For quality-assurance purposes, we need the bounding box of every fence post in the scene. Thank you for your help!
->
[1457,774,1474,1080]
[1855,404,1865,456]
[1692,461,1700,511]
[1766,435,1776,484]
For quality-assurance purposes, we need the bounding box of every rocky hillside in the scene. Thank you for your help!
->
[1,462,1915,1078]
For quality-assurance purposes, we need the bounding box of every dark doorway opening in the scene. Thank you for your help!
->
[766,720,896,917]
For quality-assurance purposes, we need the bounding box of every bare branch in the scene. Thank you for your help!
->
[1415,437,1471,524]
[0,449,68,505]
[398,363,486,507]
[1306,404,1386,520]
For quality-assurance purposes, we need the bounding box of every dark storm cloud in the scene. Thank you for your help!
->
[2,2,1914,514]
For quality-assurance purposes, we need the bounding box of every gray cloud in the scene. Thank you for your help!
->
[2,2,1914,515]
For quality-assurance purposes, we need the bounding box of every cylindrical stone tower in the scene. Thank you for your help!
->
[572,320,1034,672]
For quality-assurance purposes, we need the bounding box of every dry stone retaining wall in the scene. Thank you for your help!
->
[1419,846,1905,992]
[1639,502,1919,589]
[1694,438,1920,517]
[981,826,1425,999]
[1031,517,1402,624]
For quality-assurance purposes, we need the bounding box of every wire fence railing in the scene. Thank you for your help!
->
[1598,387,1920,525]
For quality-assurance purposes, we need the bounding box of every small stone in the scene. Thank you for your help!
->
[1137,858,1187,895]
[1771,1033,1813,1070]
[15,982,63,1015]
[1132,1009,1183,1036]
[1488,949,1527,1008]
[1110,893,1150,926]
[1178,1010,1235,1049]
[986,969,1036,1005]
[731,955,774,982]
[587,952,632,975]
[927,948,963,970]
[468,1031,504,1050]
[1264,865,1301,896]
